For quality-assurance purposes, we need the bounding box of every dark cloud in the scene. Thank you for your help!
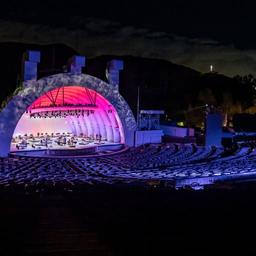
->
[0,18,255,77]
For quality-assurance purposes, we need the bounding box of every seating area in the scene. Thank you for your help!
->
[0,143,256,189]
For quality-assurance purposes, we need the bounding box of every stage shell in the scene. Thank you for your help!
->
[0,73,137,156]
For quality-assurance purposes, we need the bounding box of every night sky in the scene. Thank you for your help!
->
[1,0,256,76]
[1,0,252,46]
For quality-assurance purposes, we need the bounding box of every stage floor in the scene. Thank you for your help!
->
[11,140,119,151]
[11,134,120,151]
[10,135,124,157]
[10,143,126,158]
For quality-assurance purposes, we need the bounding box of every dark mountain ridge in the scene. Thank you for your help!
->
[0,42,253,124]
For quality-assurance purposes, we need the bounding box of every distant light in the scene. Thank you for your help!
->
[210,65,213,72]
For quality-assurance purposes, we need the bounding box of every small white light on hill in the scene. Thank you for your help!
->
[210,65,214,72]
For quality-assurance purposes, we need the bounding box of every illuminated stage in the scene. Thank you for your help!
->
[0,48,138,158]
[5,81,136,157]
[10,133,125,157]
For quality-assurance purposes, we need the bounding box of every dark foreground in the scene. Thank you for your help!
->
[0,183,256,255]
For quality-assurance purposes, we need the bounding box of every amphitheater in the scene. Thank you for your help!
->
[0,54,255,191]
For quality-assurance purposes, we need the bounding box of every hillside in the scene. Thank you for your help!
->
[0,42,254,124]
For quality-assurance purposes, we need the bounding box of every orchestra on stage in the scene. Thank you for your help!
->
[11,132,105,151]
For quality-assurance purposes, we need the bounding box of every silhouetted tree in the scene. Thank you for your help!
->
[198,88,216,106]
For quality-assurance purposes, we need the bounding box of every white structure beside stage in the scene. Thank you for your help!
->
[160,125,194,137]
[135,130,164,147]
[135,110,164,146]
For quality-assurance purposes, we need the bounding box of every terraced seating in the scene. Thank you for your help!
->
[0,143,255,188]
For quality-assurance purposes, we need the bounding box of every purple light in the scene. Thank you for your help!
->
[11,86,125,151]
